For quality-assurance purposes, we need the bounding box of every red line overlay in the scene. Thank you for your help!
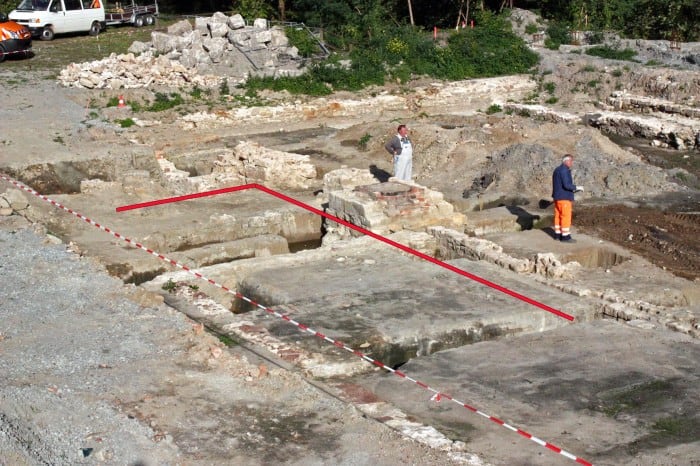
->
[0,173,591,465]
[116,183,574,321]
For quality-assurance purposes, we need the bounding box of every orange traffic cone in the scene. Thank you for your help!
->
[117,95,126,108]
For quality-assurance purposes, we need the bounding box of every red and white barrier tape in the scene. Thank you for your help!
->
[0,173,592,465]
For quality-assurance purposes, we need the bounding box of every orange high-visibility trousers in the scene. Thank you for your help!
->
[553,200,573,237]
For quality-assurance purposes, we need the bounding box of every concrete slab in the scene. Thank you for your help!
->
[358,320,700,465]
[144,233,599,375]
[23,187,322,282]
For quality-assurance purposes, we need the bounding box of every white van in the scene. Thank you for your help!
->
[9,0,105,41]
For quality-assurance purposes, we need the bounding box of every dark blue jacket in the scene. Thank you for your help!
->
[552,163,576,201]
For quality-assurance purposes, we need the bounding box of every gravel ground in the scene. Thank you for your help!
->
[0,217,466,466]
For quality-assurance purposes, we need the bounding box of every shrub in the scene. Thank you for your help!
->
[543,82,556,94]
[546,21,570,49]
[587,31,604,44]
[117,118,136,128]
[147,93,184,112]
[244,10,537,95]
[524,23,539,34]
[358,133,371,151]
[485,103,502,114]
[285,26,322,57]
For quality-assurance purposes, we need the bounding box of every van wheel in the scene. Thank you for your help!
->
[0,44,7,63]
[89,21,101,36]
[144,14,155,26]
[134,16,144,27]
[40,26,55,41]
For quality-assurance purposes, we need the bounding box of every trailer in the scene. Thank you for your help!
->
[104,0,158,28]
[9,0,158,40]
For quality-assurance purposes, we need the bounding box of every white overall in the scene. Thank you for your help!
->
[393,137,413,181]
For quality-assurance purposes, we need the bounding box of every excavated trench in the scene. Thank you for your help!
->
[5,158,650,374]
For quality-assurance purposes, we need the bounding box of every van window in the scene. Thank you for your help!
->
[49,0,62,12]
[64,0,83,10]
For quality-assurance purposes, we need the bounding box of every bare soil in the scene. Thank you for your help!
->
[576,204,700,281]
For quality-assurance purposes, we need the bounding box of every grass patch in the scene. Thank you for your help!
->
[217,334,239,347]
[117,118,136,128]
[1,21,176,73]
[586,46,637,61]
[161,278,177,293]
[147,92,184,112]
[485,103,502,114]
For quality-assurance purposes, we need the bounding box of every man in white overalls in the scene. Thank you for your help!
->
[384,124,413,181]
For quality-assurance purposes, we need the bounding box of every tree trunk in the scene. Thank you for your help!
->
[407,0,414,26]
[278,0,285,22]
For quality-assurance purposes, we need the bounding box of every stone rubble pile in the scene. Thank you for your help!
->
[58,13,305,89]
[155,140,317,193]
[58,52,223,89]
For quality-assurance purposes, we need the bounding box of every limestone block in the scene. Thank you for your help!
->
[209,22,229,39]
[323,168,378,193]
[151,31,176,54]
[253,29,272,44]
[194,16,209,35]
[2,189,29,211]
[167,19,192,36]
[228,30,250,47]
[210,11,228,24]
[253,18,268,29]
[203,37,228,63]
[228,14,245,30]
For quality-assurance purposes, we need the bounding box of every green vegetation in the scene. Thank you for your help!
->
[190,87,204,99]
[485,103,502,114]
[162,278,177,292]
[117,118,136,128]
[285,25,322,57]
[543,82,556,94]
[219,79,230,96]
[544,21,570,50]
[586,46,637,61]
[217,333,239,346]
[357,133,372,151]
[244,11,538,96]
[524,23,539,34]
[147,92,184,112]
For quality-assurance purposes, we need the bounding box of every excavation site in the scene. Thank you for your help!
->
[1,8,699,466]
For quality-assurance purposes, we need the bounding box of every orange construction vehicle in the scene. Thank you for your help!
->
[0,12,31,62]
